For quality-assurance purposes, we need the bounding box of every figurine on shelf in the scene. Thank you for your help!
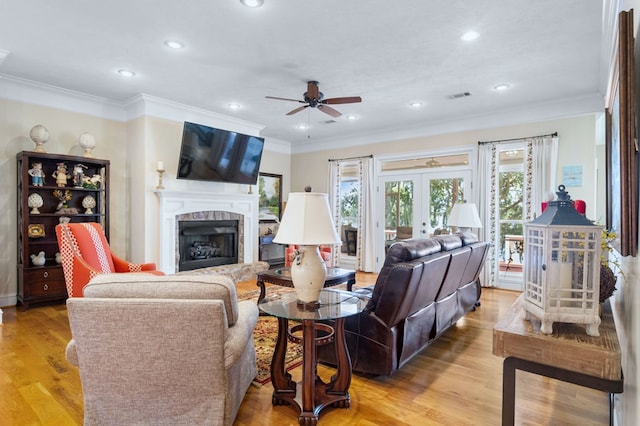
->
[82,195,96,214]
[52,162,68,187]
[53,189,72,212]
[82,173,102,189]
[72,164,87,187]
[30,251,46,266]
[28,162,45,186]
[55,252,62,264]
[28,193,44,214]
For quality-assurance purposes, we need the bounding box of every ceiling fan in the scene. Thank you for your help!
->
[266,80,362,118]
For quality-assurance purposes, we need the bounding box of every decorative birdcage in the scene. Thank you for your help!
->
[522,185,603,336]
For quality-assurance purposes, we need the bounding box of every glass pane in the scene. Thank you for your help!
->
[499,170,524,270]
[381,153,470,172]
[384,180,413,242]
[430,178,464,232]
[339,178,359,255]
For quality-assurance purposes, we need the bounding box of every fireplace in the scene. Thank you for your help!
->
[178,220,239,271]
[156,190,259,274]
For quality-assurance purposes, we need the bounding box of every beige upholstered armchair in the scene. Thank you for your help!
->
[65,273,258,426]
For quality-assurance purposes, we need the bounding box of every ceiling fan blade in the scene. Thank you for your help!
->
[265,96,304,103]
[317,104,341,118]
[307,81,320,100]
[322,96,362,105]
[286,105,309,115]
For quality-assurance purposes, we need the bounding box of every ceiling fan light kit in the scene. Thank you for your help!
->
[266,80,361,118]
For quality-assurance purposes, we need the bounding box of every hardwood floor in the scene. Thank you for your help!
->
[0,274,610,425]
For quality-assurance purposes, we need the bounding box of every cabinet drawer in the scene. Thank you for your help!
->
[23,267,66,297]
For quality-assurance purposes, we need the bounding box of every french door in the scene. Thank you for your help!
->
[377,169,472,269]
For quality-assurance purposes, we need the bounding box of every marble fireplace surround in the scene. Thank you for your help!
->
[155,190,258,274]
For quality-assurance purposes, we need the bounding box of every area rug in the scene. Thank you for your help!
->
[238,287,303,386]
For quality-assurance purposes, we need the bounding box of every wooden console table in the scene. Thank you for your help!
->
[493,295,623,426]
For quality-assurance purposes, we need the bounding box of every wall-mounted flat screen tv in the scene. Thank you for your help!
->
[177,121,264,185]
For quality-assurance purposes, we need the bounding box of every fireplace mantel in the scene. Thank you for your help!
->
[155,190,259,274]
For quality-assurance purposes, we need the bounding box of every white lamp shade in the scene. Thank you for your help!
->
[273,192,341,245]
[449,202,483,228]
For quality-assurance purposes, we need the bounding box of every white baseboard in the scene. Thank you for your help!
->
[0,295,18,309]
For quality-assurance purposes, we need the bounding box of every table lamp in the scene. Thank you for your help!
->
[273,191,341,307]
[449,201,483,234]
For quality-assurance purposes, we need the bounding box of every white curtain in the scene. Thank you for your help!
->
[477,135,558,288]
[327,161,342,266]
[524,136,559,220]
[477,142,498,287]
[327,157,376,272]
[358,158,375,272]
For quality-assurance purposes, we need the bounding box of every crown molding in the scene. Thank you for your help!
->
[123,93,265,136]
[0,75,267,138]
[0,73,127,121]
[290,92,605,154]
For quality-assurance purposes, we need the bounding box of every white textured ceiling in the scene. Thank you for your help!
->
[0,0,604,149]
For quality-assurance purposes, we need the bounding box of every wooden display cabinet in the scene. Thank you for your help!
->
[16,151,110,309]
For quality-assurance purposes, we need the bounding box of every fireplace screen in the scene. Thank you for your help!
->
[178,220,239,271]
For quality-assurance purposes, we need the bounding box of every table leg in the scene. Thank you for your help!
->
[256,277,266,304]
[271,317,295,402]
[299,320,318,425]
[327,317,351,406]
[346,276,355,292]
[502,357,516,426]
[502,356,623,426]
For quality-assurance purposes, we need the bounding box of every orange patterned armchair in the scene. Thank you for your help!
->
[55,222,163,297]
[285,245,333,268]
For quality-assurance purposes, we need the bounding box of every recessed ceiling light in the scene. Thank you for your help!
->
[164,40,184,49]
[461,31,480,41]
[240,0,264,7]
[493,83,511,91]
[345,114,358,120]
[228,103,241,110]
[409,101,424,108]
[296,124,308,130]
[117,69,135,77]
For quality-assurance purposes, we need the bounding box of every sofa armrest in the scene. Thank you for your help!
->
[224,300,259,370]
[65,338,78,366]
[111,253,160,273]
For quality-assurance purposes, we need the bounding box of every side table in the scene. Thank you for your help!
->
[256,267,356,304]
[493,295,623,426]
[258,289,368,425]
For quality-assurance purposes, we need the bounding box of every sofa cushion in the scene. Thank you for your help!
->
[369,239,442,311]
[432,234,463,251]
[457,232,479,245]
[83,273,240,326]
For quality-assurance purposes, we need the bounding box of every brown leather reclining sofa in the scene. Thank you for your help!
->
[318,233,489,376]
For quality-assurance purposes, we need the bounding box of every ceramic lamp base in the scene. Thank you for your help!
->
[290,245,327,304]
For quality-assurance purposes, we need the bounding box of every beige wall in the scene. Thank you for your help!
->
[292,114,599,218]
[0,98,129,306]
[0,98,290,305]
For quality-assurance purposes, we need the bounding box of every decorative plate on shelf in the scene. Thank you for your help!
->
[28,223,45,238]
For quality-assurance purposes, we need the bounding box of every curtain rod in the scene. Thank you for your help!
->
[328,154,373,162]
[478,132,558,145]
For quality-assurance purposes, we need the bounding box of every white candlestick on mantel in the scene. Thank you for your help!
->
[156,161,165,190]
